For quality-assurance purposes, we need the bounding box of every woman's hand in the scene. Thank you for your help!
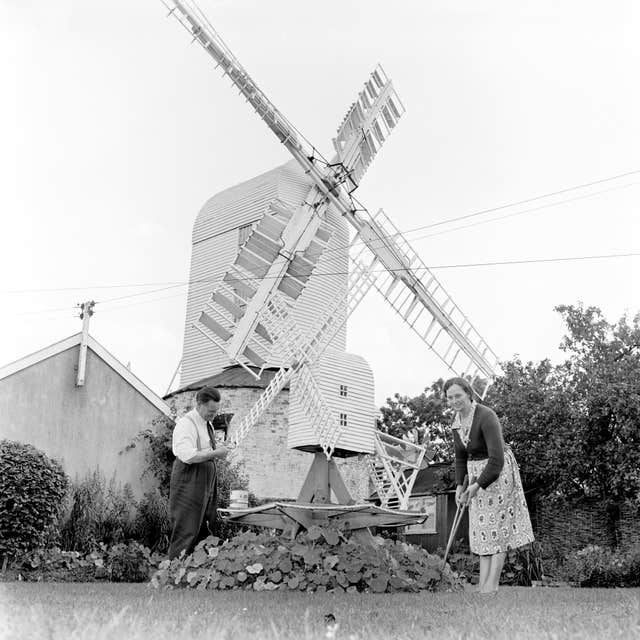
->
[455,484,465,507]
[461,482,480,505]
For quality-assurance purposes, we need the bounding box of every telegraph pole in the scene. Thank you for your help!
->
[76,300,95,387]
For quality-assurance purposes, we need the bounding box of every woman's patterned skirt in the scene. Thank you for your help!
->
[467,447,534,555]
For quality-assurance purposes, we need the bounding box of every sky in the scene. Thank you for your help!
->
[1,0,638,407]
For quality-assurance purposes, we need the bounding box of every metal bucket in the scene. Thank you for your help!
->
[229,489,249,510]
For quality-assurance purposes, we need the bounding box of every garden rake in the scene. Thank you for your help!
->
[441,474,475,570]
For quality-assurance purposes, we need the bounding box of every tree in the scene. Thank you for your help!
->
[485,357,576,495]
[378,304,640,510]
[377,379,453,462]
[554,304,640,506]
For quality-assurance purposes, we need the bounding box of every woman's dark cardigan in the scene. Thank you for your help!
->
[453,403,504,490]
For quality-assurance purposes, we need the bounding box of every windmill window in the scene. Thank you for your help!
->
[339,413,348,427]
[339,385,348,397]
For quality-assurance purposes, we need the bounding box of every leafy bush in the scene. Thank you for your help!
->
[151,527,461,593]
[60,470,138,552]
[446,551,479,583]
[126,414,175,497]
[14,542,156,583]
[0,440,68,559]
[559,544,640,587]
[133,489,171,553]
[502,542,544,586]
[16,548,97,582]
[105,542,152,582]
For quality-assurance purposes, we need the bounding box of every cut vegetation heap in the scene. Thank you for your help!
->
[151,528,460,593]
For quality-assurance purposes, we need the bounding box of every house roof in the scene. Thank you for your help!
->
[165,364,290,398]
[410,463,456,495]
[0,333,172,416]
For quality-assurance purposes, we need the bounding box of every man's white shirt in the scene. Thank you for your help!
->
[172,408,214,464]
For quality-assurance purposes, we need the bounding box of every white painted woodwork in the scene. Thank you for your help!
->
[288,347,376,455]
[181,160,348,386]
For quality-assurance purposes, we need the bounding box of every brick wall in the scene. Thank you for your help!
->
[167,386,371,502]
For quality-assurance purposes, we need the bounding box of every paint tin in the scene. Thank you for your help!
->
[229,489,249,510]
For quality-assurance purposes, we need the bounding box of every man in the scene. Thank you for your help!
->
[168,386,231,559]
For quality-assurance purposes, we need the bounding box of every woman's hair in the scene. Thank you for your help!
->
[443,377,475,401]
[196,386,221,404]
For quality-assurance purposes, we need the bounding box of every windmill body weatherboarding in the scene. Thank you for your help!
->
[162,0,501,522]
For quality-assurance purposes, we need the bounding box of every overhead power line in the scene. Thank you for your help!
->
[11,251,639,317]
[398,168,640,234]
[4,169,640,297]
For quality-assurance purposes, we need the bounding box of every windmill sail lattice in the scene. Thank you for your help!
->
[367,431,429,510]
[349,209,500,393]
[192,200,334,376]
[230,254,378,457]
[333,65,405,189]
[163,0,501,509]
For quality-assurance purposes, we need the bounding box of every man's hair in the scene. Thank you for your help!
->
[443,377,475,401]
[196,386,221,404]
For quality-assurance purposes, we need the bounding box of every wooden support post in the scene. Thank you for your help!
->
[328,460,354,504]
[297,453,328,503]
[298,453,356,506]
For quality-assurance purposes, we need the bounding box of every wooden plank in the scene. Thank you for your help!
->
[279,506,315,530]
[268,200,294,221]
[242,345,266,367]
[257,215,286,241]
[371,120,385,145]
[297,453,329,503]
[244,233,280,262]
[223,273,255,299]
[235,250,269,277]
[315,225,332,244]
[224,513,289,530]
[198,312,232,341]
[212,292,244,319]
[382,105,396,129]
[277,276,304,300]
[331,511,380,530]
[302,240,325,263]
[253,322,272,344]
[328,460,354,505]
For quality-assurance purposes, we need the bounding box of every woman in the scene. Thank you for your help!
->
[444,376,534,594]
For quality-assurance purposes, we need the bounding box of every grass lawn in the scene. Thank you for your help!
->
[1,583,639,640]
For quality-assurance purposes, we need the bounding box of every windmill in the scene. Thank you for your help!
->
[161,0,501,529]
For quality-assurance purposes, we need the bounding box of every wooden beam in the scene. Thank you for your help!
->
[297,453,330,503]
[199,312,232,341]
[328,460,354,505]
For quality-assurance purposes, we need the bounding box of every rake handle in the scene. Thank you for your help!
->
[441,474,477,570]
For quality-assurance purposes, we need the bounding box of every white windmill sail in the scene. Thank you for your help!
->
[349,209,501,395]
[192,200,335,376]
[163,0,498,388]
[333,65,405,190]
[162,0,501,507]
